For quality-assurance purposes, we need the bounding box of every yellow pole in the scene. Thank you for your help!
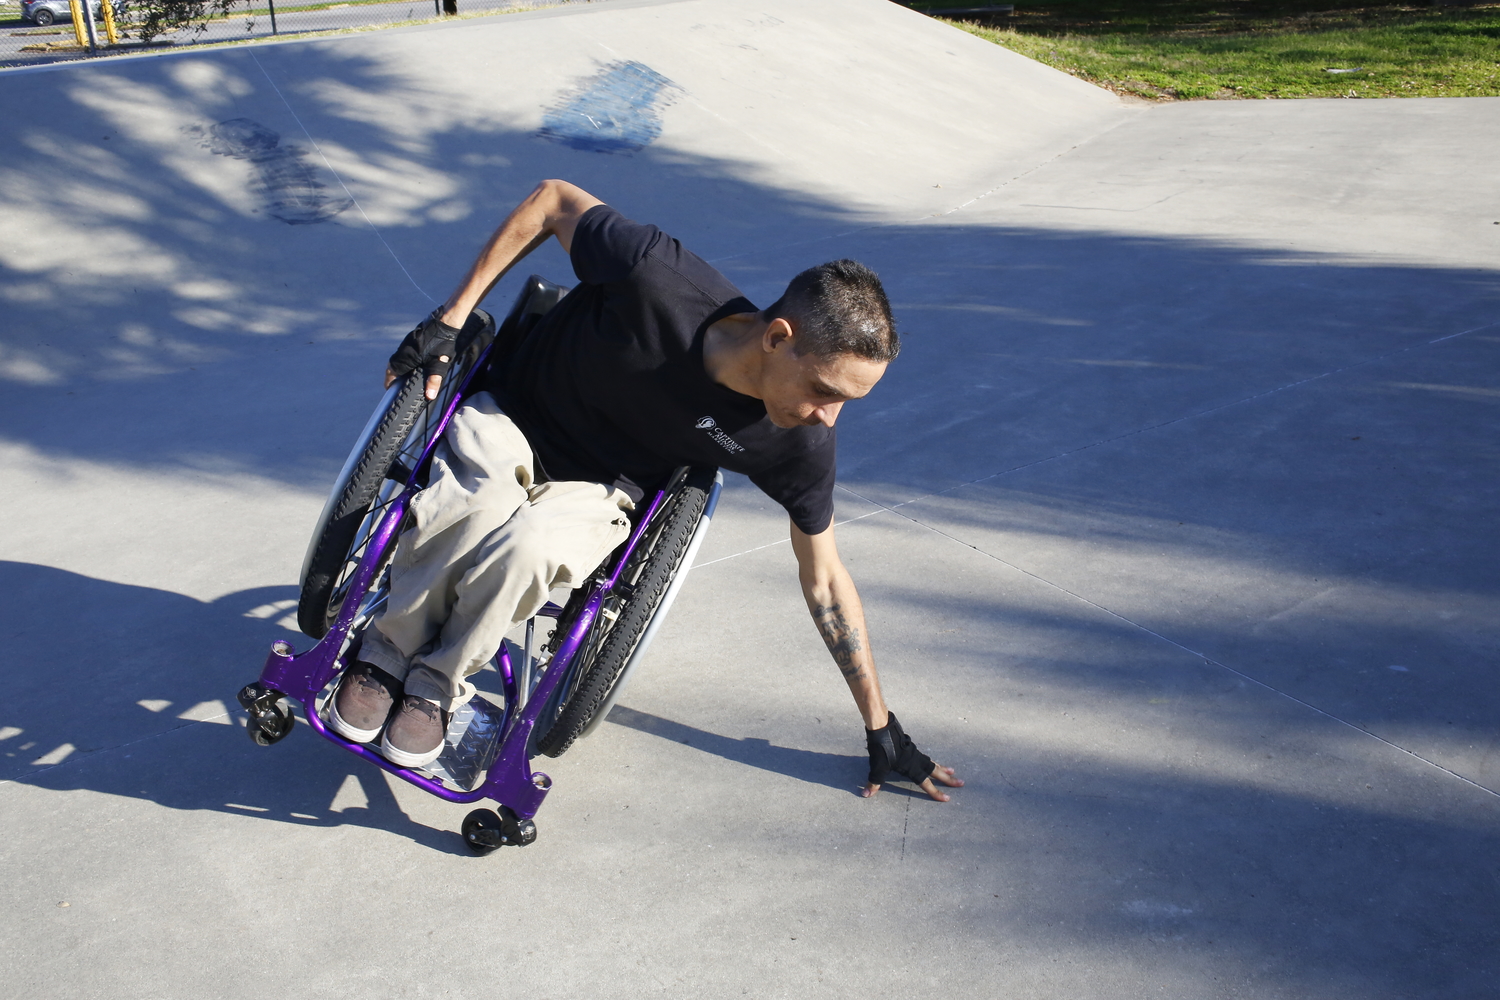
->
[100,0,117,44]
[67,0,88,46]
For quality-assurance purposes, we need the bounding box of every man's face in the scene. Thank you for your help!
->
[759,332,888,429]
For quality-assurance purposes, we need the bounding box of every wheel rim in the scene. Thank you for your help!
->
[318,380,459,635]
[533,471,697,754]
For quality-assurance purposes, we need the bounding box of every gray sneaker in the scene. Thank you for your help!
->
[328,662,400,744]
[380,695,450,768]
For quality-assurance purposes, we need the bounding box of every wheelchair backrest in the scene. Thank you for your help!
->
[493,274,571,365]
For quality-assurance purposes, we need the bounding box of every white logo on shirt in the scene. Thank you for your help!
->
[695,415,745,454]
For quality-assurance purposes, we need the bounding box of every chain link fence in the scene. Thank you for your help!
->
[0,0,589,68]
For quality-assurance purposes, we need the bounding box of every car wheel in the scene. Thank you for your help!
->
[34,8,57,24]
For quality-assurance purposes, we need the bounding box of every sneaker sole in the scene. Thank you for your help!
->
[328,698,387,744]
[379,732,445,768]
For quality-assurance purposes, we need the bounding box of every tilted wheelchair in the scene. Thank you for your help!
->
[239,276,723,855]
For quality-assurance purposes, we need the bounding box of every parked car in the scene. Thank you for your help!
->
[20,0,123,26]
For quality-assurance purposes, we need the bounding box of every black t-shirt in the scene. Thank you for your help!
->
[487,205,836,535]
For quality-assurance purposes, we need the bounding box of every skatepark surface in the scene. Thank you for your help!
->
[2,0,1497,996]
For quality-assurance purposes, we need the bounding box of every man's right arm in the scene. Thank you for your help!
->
[385,179,603,396]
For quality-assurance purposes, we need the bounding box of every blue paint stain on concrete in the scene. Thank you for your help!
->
[538,61,679,154]
[184,118,351,225]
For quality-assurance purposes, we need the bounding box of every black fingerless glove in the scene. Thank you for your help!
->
[865,711,935,786]
[389,309,461,384]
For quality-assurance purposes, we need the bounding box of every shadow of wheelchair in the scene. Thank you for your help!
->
[1,560,466,853]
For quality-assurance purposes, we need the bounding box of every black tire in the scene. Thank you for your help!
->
[534,466,715,758]
[34,7,56,24]
[296,311,493,638]
[247,703,295,746]
[461,808,504,855]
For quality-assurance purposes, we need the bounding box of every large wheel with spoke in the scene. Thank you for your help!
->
[296,311,493,638]
[534,465,716,758]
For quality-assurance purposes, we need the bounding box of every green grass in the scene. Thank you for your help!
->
[923,2,1500,99]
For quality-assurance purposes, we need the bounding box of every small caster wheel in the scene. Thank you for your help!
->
[239,683,294,746]
[500,806,537,847]
[462,809,505,856]
[247,704,294,746]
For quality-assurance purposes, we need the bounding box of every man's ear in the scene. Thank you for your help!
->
[762,316,796,353]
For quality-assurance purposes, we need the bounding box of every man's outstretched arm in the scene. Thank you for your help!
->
[790,516,963,801]
[386,179,603,397]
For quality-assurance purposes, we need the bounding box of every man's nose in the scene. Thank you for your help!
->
[808,401,844,427]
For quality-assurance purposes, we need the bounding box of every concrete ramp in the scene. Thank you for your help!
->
[4,3,1498,999]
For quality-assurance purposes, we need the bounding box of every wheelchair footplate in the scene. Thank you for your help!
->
[245,632,551,857]
[422,696,506,791]
[305,681,507,792]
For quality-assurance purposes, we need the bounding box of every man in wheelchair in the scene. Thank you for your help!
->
[330,179,963,802]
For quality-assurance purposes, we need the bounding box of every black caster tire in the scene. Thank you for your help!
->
[246,704,295,746]
[462,809,505,856]
[239,682,295,746]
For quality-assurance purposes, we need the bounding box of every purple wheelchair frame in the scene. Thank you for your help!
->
[246,338,698,827]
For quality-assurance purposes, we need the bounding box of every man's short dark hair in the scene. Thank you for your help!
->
[763,259,899,363]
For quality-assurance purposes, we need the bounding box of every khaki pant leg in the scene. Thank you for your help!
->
[361,392,532,684]
[360,391,635,712]
[401,478,633,709]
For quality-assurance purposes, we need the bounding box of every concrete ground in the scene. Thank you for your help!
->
[1,0,1496,996]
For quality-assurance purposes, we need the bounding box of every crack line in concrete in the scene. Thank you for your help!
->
[897,319,1499,511]
[691,501,891,569]
[900,794,910,862]
[249,51,437,304]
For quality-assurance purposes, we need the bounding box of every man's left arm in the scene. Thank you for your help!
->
[790,517,963,801]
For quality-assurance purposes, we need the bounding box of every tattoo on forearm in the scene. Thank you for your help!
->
[811,603,866,682]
